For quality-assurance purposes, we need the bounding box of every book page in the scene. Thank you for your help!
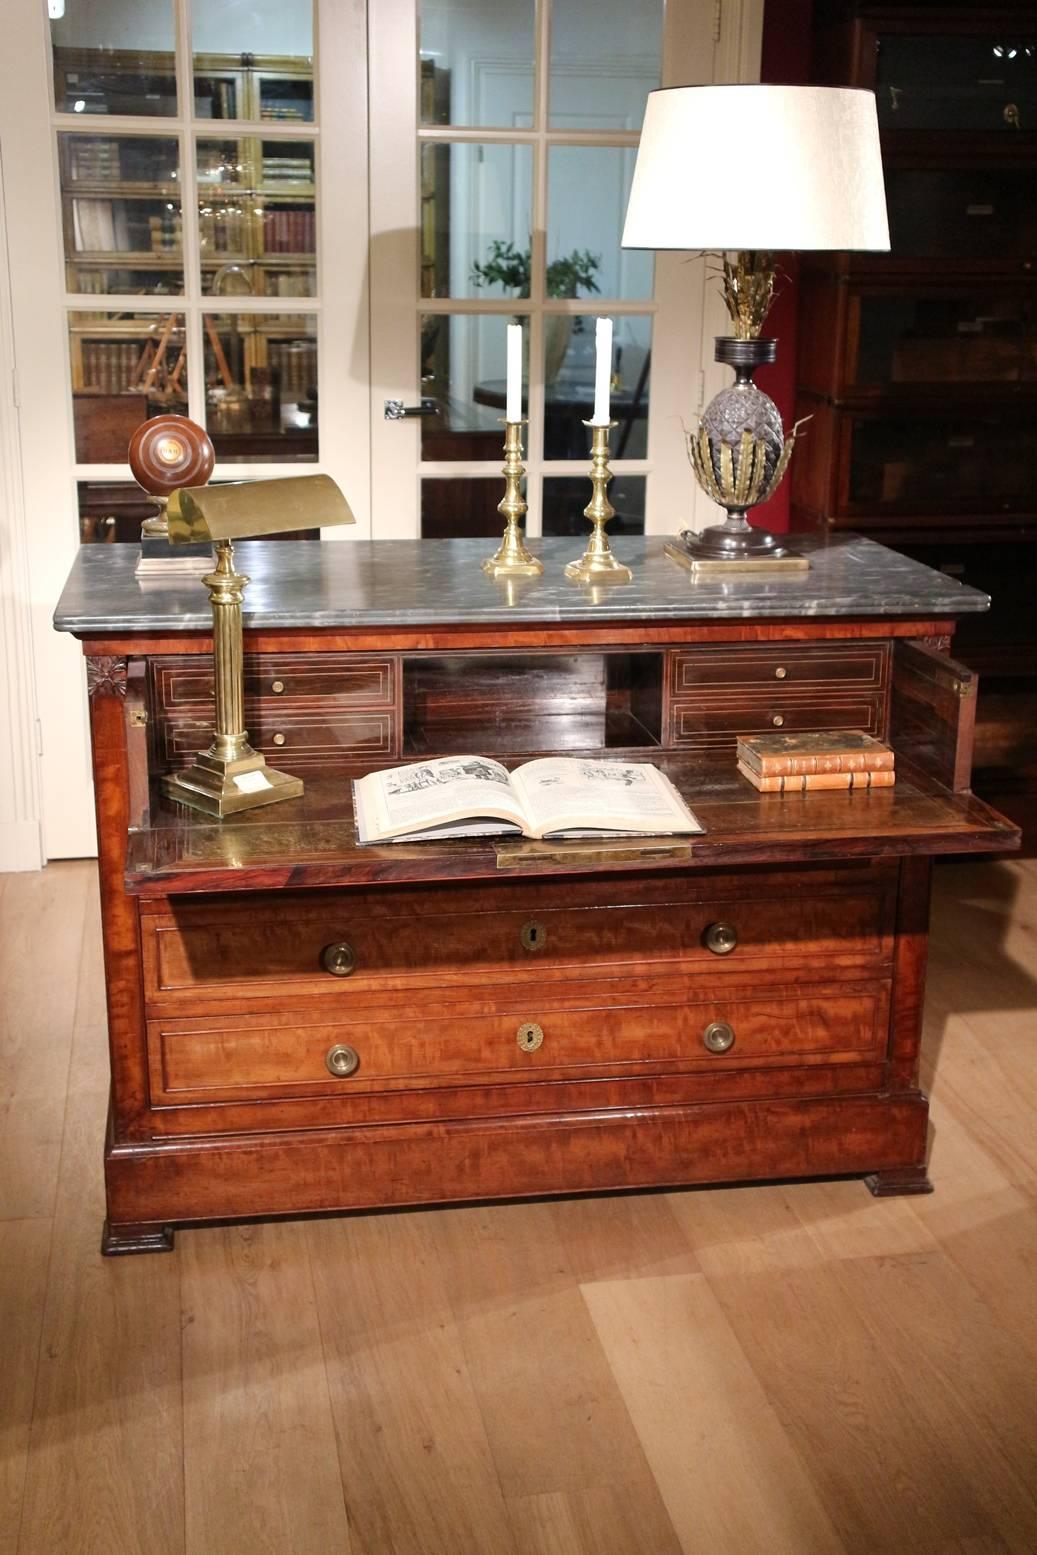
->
[355,756,528,841]
[511,758,702,838]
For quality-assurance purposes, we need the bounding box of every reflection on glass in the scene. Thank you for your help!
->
[876,34,1037,131]
[198,139,316,297]
[193,0,314,123]
[886,169,1037,259]
[543,315,650,459]
[202,313,317,462]
[548,147,652,300]
[419,0,534,127]
[422,142,533,299]
[549,0,662,129]
[849,414,1037,510]
[419,313,526,459]
[855,294,1035,385]
[542,476,645,536]
[60,134,182,295]
[421,479,505,538]
[77,480,156,544]
[69,311,187,463]
[51,0,177,116]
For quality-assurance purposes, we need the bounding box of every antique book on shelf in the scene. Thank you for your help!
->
[738,731,895,778]
[738,762,896,794]
[353,755,704,845]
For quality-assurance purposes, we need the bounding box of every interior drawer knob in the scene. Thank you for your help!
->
[771,713,785,727]
[517,1022,544,1052]
[325,1043,360,1078]
[272,732,286,746]
[321,941,357,977]
[774,665,788,679]
[271,679,285,694]
[703,1021,736,1055]
[703,921,738,955]
[520,919,547,952]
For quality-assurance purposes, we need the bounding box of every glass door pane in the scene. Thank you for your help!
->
[51,0,177,116]
[876,33,1037,132]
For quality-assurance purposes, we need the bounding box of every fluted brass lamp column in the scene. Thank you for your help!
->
[622,85,889,571]
[162,474,354,817]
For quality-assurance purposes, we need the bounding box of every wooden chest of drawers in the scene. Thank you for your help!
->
[54,536,1019,1252]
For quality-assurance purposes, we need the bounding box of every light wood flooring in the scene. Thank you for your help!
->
[1,858,1036,1555]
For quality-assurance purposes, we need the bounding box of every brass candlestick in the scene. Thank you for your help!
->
[482,419,543,579]
[160,540,304,817]
[565,420,631,584]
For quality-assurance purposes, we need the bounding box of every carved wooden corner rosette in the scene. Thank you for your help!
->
[86,656,128,698]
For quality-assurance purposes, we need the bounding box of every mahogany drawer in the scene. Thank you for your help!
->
[668,695,885,751]
[151,653,396,709]
[141,878,895,1008]
[669,643,889,695]
[146,981,891,1104]
[156,708,395,770]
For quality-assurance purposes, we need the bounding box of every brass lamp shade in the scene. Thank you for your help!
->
[167,473,354,543]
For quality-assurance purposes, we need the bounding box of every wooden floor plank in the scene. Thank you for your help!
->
[15,1082,184,1555]
[0,864,90,1220]
[582,1270,845,1555]
[0,1221,52,1555]
[432,1199,683,1553]
[180,1221,351,1555]
[310,1210,517,1555]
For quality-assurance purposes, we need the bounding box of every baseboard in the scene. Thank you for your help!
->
[0,819,44,872]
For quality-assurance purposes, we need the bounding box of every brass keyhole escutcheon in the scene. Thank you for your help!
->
[520,919,547,953]
[703,921,738,956]
[517,1022,544,1052]
[702,1021,735,1055]
[1005,102,1021,129]
[321,941,357,977]
[325,1043,360,1077]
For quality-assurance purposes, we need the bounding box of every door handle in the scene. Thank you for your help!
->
[384,397,439,420]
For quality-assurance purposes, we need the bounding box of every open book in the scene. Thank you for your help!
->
[353,756,704,845]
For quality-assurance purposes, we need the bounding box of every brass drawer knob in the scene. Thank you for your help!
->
[271,679,285,694]
[325,1043,360,1077]
[321,941,357,977]
[703,1021,735,1055]
[774,665,788,679]
[272,732,286,746]
[520,919,547,952]
[703,921,737,955]
[517,1022,544,1052]
[771,713,785,727]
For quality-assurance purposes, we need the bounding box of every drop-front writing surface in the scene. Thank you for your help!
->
[54,535,1016,1252]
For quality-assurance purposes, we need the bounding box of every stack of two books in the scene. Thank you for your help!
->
[737,731,895,794]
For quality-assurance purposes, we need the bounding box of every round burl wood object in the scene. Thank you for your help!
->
[128,415,215,497]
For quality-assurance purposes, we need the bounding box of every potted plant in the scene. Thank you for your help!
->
[470,241,601,381]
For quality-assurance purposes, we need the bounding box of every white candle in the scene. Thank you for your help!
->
[592,317,613,424]
[506,323,522,423]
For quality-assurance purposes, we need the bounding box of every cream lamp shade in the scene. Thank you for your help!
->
[622,85,889,252]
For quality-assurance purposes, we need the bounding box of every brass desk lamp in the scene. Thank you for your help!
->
[162,474,354,817]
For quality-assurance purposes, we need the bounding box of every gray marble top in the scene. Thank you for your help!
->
[53,534,990,633]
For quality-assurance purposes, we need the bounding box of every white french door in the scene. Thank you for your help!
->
[368,0,762,541]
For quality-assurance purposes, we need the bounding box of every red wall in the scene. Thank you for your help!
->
[750,0,814,533]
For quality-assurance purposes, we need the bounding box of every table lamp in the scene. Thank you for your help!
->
[161,474,354,817]
[622,85,889,571]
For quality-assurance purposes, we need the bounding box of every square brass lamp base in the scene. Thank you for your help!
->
[665,539,810,575]
[161,749,304,817]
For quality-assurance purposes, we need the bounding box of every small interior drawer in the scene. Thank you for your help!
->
[669,643,890,695]
[155,708,395,770]
[146,981,891,1104]
[151,653,396,709]
[668,695,885,751]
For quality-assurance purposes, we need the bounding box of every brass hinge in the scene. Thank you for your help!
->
[129,708,149,727]
[713,0,722,43]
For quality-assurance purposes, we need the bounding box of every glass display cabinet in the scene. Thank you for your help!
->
[793,2,1037,841]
